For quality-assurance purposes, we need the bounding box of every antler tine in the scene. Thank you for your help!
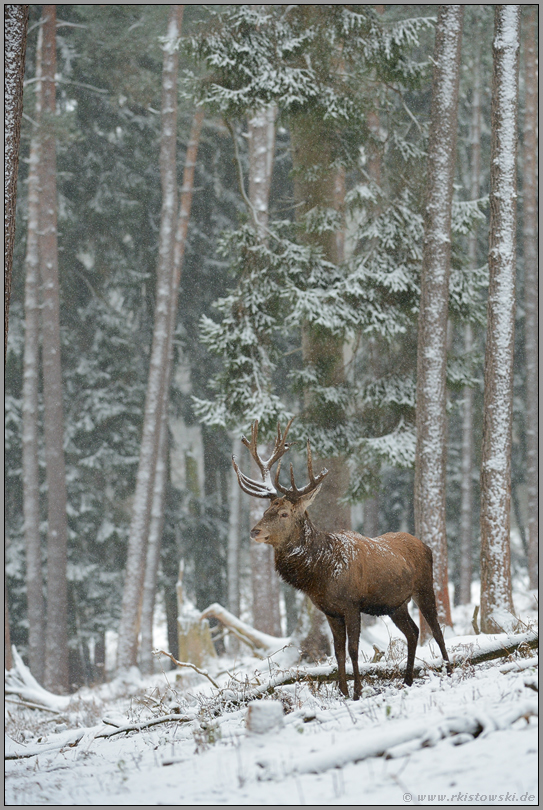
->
[273,437,329,502]
[306,439,315,483]
[232,455,276,500]
[266,417,295,469]
[240,420,263,476]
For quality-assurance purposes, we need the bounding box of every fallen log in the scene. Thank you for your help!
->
[276,699,538,776]
[200,603,291,657]
[222,628,539,701]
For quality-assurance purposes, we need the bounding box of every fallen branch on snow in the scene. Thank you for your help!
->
[200,603,291,657]
[5,713,198,760]
[153,649,221,689]
[260,699,538,777]
[5,647,72,712]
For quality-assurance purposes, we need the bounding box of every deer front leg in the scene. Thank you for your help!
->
[345,609,362,700]
[326,615,348,698]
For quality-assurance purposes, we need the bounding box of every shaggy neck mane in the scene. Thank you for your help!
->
[274,514,328,592]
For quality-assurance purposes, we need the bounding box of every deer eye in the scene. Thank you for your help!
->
[280,512,289,518]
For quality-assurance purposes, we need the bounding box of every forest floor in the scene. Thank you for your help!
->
[5,588,538,806]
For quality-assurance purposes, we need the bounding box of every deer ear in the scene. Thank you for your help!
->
[298,483,323,511]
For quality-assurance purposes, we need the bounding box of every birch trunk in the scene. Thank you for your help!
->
[38,5,70,693]
[117,5,184,671]
[22,23,45,681]
[522,6,538,589]
[479,5,520,633]
[138,106,204,672]
[414,5,463,630]
[247,103,283,636]
[4,3,29,363]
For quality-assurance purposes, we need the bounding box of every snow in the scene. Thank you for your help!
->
[5,593,538,806]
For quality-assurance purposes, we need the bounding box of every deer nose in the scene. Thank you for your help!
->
[250,528,260,540]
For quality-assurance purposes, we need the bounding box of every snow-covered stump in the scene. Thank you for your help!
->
[177,616,217,670]
[177,570,217,669]
[246,700,284,734]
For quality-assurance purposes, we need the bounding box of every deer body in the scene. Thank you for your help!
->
[235,421,450,699]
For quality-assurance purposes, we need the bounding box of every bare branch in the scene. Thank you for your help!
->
[153,649,220,689]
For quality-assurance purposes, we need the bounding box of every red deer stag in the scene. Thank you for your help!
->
[233,420,451,699]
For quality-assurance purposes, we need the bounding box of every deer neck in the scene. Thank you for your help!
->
[274,514,324,592]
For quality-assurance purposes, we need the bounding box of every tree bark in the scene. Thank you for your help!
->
[250,459,282,636]
[458,325,474,606]
[38,5,70,694]
[414,5,463,630]
[4,3,29,363]
[4,2,29,673]
[246,102,283,637]
[138,106,204,673]
[479,5,520,633]
[458,32,482,607]
[522,5,538,590]
[290,117,351,535]
[22,22,46,682]
[139,410,168,675]
[227,437,242,623]
[117,5,185,671]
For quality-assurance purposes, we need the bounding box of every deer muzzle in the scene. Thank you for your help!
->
[250,527,268,543]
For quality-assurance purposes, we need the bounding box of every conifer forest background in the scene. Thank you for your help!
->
[5,4,538,695]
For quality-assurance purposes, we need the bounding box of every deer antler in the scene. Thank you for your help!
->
[232,418,294,500]
[275,439,329,503]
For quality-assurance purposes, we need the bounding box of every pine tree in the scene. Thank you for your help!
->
[457,13,483,607]
[414,5,463,630]
[22,22,45,682]
[4,3,29,363]
[522,5,538,590]
[479,4,520,634]
[37,5,71,693]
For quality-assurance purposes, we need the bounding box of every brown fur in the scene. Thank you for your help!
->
[251,495,451,699]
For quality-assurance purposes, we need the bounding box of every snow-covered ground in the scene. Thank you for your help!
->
[5,591,538,806]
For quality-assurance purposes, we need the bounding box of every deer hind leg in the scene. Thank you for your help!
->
[345,609,362,700]
[389,601,419,686]
[326,615,348,698]
[415,589,451,674]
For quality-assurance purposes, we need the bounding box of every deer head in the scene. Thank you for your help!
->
[232,420,329,548]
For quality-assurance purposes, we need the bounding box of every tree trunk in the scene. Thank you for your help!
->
[38,5,70,694]
[479,5,520,634]
[138,106,204,673]
[4,3,29,673]
[117,6,184,671]
[139,411,168,675]
[4,3,29,362]
[22,23,45,682]
[246,101,283,635]
[288,110,349,658]
[250,460,282,636]
[522,5,538,590]
[414,5,463,631]
[364,496,380,539]
[290,117,351,535]
[458,32,482,607]
[227,437,242,622]
[458,323,474,606]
